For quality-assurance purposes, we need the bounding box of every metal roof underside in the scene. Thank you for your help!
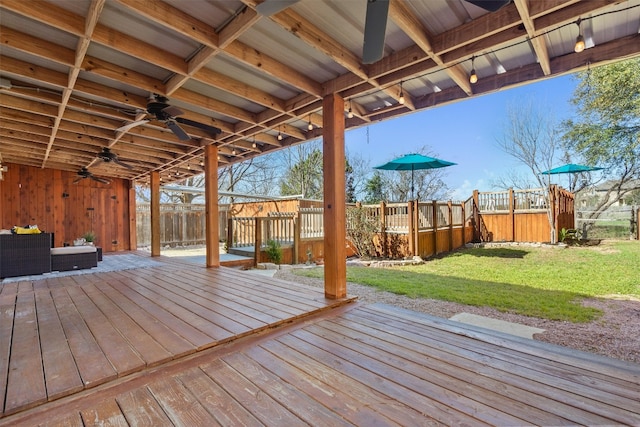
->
[1,0,639,185]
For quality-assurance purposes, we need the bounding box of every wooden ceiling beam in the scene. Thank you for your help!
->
[43,0,106,168]
[514,0,551,75]
[389,0,469,99]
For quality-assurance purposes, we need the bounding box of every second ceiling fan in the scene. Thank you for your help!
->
[117,95,222,141]
[256,0,390,64]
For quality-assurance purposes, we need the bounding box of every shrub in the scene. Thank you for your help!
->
[265,239,282,264]
[346,206,378,259]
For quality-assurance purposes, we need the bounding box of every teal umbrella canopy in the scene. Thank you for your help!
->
[374,153,456,199]
[541,163,603,175]
[374,153,456,171]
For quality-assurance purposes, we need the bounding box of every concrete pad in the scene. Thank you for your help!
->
[449,313,545,339]
[242,268,277,277]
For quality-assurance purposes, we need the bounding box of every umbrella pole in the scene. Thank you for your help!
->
[411,166,414,200]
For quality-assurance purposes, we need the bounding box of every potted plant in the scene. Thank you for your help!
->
[82,231,96,246]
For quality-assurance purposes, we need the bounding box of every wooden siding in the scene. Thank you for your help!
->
[0,163,131,252]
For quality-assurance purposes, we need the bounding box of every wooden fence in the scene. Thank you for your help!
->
[137,203,228,248]
[225,200,475,263]
[136,186,574,261]
[473,186,574,243]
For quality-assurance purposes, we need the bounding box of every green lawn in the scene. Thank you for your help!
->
[294,240,640,323]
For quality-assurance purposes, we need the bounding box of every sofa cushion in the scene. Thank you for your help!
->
[51,246,97,255]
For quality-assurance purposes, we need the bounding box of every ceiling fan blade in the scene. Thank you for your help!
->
[166,119,191,140]
[90,175,111,184]
[463,0,511,12]
[113,158,133,170]
[256,0,300,16]
[362,0,389,64]
[162,105,184,117]
[175,117,222,136]
[116,119,149,133]
[73,176,82,184]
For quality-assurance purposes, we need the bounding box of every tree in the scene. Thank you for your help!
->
[363,171,385,203]
[562,58,640,218]
[279,143,324,199]
[496,99,562,242]
[345,159,357,203]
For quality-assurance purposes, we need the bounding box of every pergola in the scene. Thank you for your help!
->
[1,0,639,298]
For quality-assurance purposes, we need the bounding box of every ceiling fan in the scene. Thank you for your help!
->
[464,0,511,12]
[256,0,390,64]
[97,147,133,170]
[73,167,110,185]
[116,95,222,141]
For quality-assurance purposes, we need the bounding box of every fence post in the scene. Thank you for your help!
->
[472,190,480,242]
[380,201,387,258]
[432,200,438,255]
[461,200,466,244]
[294,212,301,264]
[508,188,515,242]
[254,217,262,267]
[448,200,454,251]
[227,217,233,249]
[407,201,415,256]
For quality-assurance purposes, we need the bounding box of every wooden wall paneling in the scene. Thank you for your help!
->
[0,174,3,229]
[52,169,64,247]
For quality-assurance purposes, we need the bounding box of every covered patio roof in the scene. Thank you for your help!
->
[2,0,639,185]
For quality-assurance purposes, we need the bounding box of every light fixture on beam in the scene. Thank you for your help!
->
[277,125,283,141]
[574,18,585,53]
[252,137,257,149]
[347,100,354,119]
[307,115,313,131]
[469,56,478,84]
[398,81,405,105]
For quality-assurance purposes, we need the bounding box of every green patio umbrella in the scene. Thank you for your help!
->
[541,163,603,190]
[374,153,456,200]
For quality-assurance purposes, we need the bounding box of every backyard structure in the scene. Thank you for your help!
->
[220,185,574,264]
[1,1,638,423]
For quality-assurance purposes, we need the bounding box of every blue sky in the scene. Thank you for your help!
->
[344,73,579,200]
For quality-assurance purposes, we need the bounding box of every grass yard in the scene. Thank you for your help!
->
[294,240,640,322]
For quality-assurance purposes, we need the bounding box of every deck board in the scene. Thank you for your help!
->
[1,302,639,426]
[0,254,353,418]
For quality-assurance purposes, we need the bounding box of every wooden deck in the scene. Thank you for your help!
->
[0,255,355,419]
[1,261,639,427]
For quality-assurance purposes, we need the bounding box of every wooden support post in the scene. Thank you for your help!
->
[204,144,220,267]
[322,93,346,299]
[254,217,262,267]
[508,188,515,242]
[432,200,438,255]
[150,171,160,257]
[128,180,137,251]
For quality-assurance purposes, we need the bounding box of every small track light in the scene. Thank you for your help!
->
[347,100,354,118]
[398,82,405,105]
[307,115,313,131]
[277,126,283,140]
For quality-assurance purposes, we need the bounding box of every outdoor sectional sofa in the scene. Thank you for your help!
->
[0,233,100,279]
